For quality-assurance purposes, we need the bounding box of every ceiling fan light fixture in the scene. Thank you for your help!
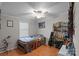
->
[32,9,48,19]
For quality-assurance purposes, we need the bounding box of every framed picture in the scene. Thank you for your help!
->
[38,22,45,29]
[7,20,13,27]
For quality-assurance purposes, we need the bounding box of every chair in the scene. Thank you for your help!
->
[0,39,8,55]
[0,36,11,55]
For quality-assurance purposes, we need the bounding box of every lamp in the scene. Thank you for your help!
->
[32,9,48,19]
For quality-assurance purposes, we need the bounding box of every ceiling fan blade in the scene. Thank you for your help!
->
[16,12,32,16]
[46,13,59,18]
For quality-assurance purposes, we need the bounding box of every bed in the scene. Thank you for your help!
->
[17,34,46,53]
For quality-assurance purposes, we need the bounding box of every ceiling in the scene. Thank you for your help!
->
[0,2,69,20]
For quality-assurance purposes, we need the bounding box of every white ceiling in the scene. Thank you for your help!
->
[0,2,69,20]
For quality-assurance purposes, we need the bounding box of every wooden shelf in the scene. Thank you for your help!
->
[53,22,68,41]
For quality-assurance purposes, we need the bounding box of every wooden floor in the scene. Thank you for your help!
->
[0,45,59,56]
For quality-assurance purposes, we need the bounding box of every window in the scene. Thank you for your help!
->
[19,22,29,37]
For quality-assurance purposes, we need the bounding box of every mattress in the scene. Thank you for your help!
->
[19,34,44,42]
[19,37,33,42]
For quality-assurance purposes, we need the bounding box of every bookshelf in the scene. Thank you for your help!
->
[53,22,68,41]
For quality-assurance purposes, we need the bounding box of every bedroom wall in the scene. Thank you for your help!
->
[29,20,38,36]
[0,14,19,51]
[36,13,68,44]
[73,2,79,56]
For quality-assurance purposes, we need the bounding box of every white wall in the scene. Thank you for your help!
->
[36,13,68,44]
[0,15,19,51]
[29,20,38,36]
[73,2,79,56]
[0,2,2,8]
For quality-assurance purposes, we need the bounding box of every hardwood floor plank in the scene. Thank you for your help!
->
[0,45,59,56]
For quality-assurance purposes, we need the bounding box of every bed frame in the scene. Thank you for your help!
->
[17,37,46,53]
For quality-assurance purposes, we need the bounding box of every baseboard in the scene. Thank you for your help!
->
[7,47,17,51]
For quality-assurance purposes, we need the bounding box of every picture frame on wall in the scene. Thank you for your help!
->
[38,22,45,29]
[7,20,13,27]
